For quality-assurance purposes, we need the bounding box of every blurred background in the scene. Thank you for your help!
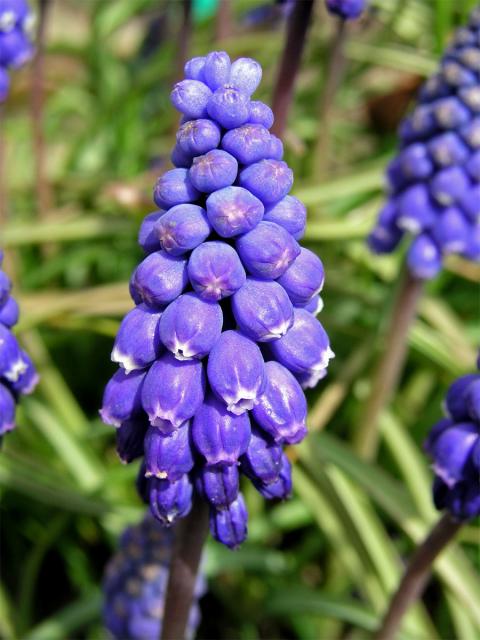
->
[1,1,479,638]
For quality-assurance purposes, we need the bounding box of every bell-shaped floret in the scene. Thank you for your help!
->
[240,427,282,484]
[277,248,325,306]
[100,368,146,428]
[207,86,250,129]
[206,186,264,238]
[263,195,306,240]
[148,475,193,526]
[144,424,195,481]
[189,149,238,193]
[239,159,293,205]
[111,304,163,373]
[209,494,248,549]
[236,221,300,279]
[131,251,188,307]
[170,79,212,119]
[188,241,246,300]
[155,204,211,256]
[197,464,239,508]
[153,168,200,209]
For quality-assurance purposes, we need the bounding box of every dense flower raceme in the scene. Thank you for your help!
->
[0,250,38,436]
[368,8,480,279]
[325,0,366,20]
[103,513,204,640]
[0,0,34,101]
[101,51,334,549]
[424,359,480,521]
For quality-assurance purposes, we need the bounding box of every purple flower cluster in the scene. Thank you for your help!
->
[0,0,34,102]
[101,51,333,548]
[0,250,38,436]
[103,513,204,640]
[424,360,480,521]
[325,0,366,20]
[368,8,480,279]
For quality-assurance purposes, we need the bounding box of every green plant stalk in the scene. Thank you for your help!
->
[313,17,348,178]
[354,270,424,460]
[160,499,209,640]
[271,0,315,138]
[375,513,462,640]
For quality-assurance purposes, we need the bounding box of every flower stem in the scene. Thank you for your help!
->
[160,498,209,640]
[176,0,192,82]
[216,0,233,42]
[375,513,462,640]
[31,0,53,218]
[313,17,348,178]
[354,269,424,460]
[271,0,315,138]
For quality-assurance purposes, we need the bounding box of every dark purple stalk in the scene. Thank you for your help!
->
[313,17,348,177]
[160,498,209,640]
[215,0,233,42]
[271,0,315,138]
[176,0,193,82]
[354,270,424,460]
[375,513,462,640]
[31,0,53,217]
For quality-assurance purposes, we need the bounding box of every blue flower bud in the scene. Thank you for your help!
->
[206,186,264,238]
[254,453,292,500]
[176,118,221,156]
[0,382,15,435]
[460,117,480,148]
[0,27,32,67]
[458,185,480,222]
[141,352,205,428]
[444,374,479,421]
[463,225,480,261]
[221,124,271,165]
[406,234,442,279]
[144,424,194,481]
[209,494,248,549]
[155,204,211,256]
[100,368,146,428]
[303,294,324,315]
[396,184,437,233]
[170,79,212,119]
[138,211,163,254]
[442,60,476,87]
[239,159,293,205]
[111,304,163,373]
[0,296,19,327]
[131,251,188,307]
[431,206,469,254]
[116,416,148,464]
[428,132,469,167]
[267,134,284,160]
[192,393,251,464]
[269,309,334,385]
[159,292,223,360]
[430,166,470,206]
[184,56,206,81]
[467,380,480,422]
[397,143,433,179]
[277,248,325,306]
[170,143,192,168]
[148,475,193,525]
[207,330,265,414]
[434,97,470,130]
[263,195,307,240]
[187,241,246,300]
[189,149,238,193]
[240,427,282,484]
[0,270,11,305]
[236,221,300,279]
[203,51,231,90]
[252,361,307,444]
[207,85,250,129]
[231,278,293,342]
[465,149,480,181]
[229,57,262,96]
[0,324,26,382]
[153,168,200,209]
[197,464,239,508]
[248,100,274,129]
[428,422,478,488]
[9,350,38,395]
[325,0,365,20]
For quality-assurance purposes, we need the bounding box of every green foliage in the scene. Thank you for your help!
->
[1,1,478,638]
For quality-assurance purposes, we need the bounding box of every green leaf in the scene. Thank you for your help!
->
[24,591,101,640]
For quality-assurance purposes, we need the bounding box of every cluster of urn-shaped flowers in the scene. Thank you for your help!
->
[0,251,38,436]
[369,7,480,279]
[101,51,333,548]
[103,514,204,640]
[0,0,33,101]
[424,359,480,521]
[325,0,366,20]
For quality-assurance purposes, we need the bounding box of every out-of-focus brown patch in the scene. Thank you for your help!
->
[366,75,423,134]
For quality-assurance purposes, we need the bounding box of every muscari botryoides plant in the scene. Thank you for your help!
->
[101,50,333,550]
[0,250,38,437]
[369,7,480,277]
[0,0,33,101]
[103,513,205,640]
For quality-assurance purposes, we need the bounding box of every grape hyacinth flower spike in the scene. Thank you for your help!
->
[0,0,34,101]
[0,252,38,437]
[376,358,479,640]
[100,48,332,639]
[325,0,366,20]
[103,513,205,640]
[357,8,480,460]
[368,8,480,277]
